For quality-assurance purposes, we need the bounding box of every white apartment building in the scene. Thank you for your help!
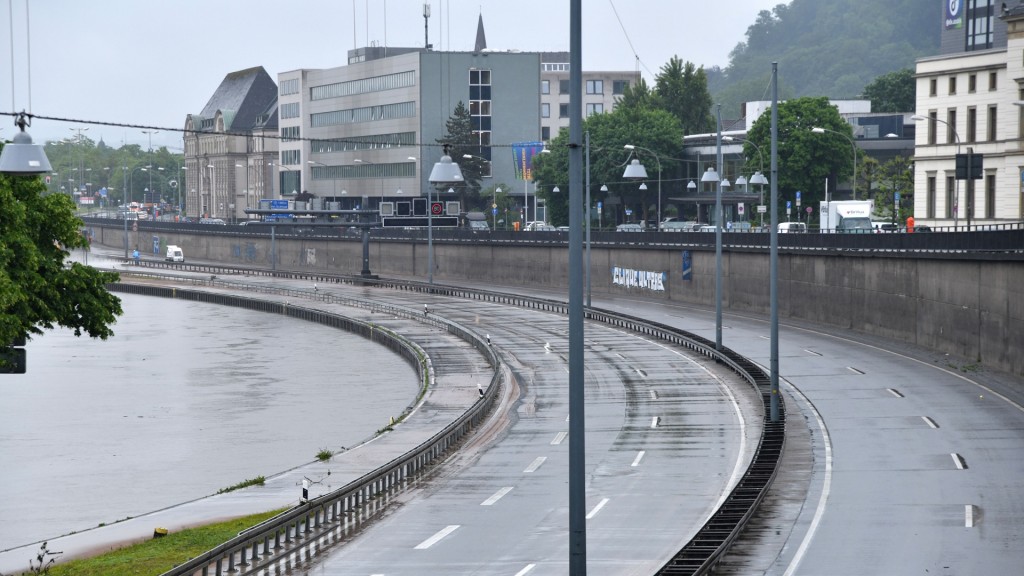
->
[539,52,638,141]
[913,0,1024,227]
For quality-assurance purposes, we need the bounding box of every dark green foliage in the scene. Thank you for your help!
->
[862,68,916,113]
[708,0,938,115]
[435,101,486,210]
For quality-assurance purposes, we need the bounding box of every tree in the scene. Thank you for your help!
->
[861,68,915,113]
[653,56,714,135]
[615,76,655,114]
[436,101,486,210]
[0,170,122,364]
[872,155,914,222]
[744,96,853,214]
[533,104,682,227]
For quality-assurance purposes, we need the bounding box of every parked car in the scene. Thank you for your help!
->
[615,223,644,232]
[524,221,555,231]
[659,220,698,232]
[199,218,226,225]
[697,225,717,232]
[777,222,807,233]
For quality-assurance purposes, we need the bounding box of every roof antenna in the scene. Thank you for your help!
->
[423,2,432,50]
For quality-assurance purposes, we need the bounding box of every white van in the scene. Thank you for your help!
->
[777,222,807,233]
[165,245,185,263]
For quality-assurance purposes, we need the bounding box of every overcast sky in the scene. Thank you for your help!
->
[2,0,781,150]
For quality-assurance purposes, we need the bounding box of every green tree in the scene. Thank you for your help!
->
[653,56,714,135]
[745,96,853,214]
[615,76,655,114]
[872,155,914,222]
[534,105,682,227]
[0,170,123,363]
[436,101,486,210]
[861,68,915,113]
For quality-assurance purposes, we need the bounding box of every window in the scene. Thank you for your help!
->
[985,173,996,218]
[541,103,550,118]
[281,126,300,142]
[969,74,977,93]
[613,80,629,95]
[945,176,956,219]
[280,150,301,166]
[280,102,300,119]
[542,126,551,141]
[967,107,977,143]
[310,102,416,127]
[559,104,569,118]
[280,78,300,95]
[966,0,995,51]
[585,80,603,94]
[929,78,937,97]
[559,80,570,94]
[949,76,957,95]
[541,80,550,95]
[988,105,997,141]
[586,103,604,116]
[990,71,998,90]
[946,109,957,145]
[310,71,416,100]
[927,111,938,145]
[468,69,492,159]
[926,175,936,219]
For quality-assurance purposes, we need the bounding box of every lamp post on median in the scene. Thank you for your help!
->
[703,102,724,352]
[427,144,464,285]
[623,144,663,226]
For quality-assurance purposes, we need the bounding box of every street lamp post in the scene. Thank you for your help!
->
[623,144,662,226]
[701,103,725,352]
[724,135,770,227]
[911,114,962,229]
[142,130,159,200]
[811,126,858,200]
[427,144,464,285]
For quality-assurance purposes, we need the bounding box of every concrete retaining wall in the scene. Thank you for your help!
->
[89,225,1024,376]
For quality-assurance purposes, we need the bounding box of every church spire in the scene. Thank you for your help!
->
[474,12,487,52]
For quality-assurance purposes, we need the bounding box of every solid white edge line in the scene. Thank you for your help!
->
[414,524,460,549]
[514,564,537,576]
[481,486,514,506]
[586,498,609,519]
[631,451,645,467]
[524,456,546,473]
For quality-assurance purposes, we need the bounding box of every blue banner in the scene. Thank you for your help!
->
[511,141,546,181]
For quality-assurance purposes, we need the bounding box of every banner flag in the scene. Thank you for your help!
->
[511,141,546,181]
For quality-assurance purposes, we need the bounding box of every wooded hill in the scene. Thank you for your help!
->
[705,0,939,115]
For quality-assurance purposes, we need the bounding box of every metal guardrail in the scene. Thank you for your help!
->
[111,266,784,576]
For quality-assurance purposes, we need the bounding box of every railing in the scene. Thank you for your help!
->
[110,268,783,576]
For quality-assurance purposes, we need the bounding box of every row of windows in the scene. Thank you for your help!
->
[280,149,301,165]
[280,102,300,119]
[966,0,994,51]
[309,161,416,180]
[469,69,491,86]
[925,173,997,219]
[311,101,416,127]
[310,70,416,101]
[543,78,630,95]
[543,63,569,72]
[543,103,605,118]
[281,126,300,141]
[310,132,416,153]
[929,71,997,96]
[280,78,300,95]
[922,105,998,145]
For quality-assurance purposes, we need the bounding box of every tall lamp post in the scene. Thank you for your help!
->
[142,129,159,200]
[702,103,724,352]
[911,114,962,229]
[811,126,858,200]
[623,144,662,225]
[427,144,464,285]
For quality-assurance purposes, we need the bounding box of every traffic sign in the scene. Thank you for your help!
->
[431,202,443,215]
[757,205,767,213]
[738,203,745,215]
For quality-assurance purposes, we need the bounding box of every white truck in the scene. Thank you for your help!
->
[819,200,874,233]
[165,245,185,263]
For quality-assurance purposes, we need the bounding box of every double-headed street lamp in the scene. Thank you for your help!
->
[623,144,663,226]
[811,126,858,200]
[724,135,770,227]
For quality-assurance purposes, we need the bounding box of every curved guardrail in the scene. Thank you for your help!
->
[111,268,784,576]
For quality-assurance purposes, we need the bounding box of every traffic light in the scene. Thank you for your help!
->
[413,198,427,216]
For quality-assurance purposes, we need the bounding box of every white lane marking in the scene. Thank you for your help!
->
[585,497,609,519]
[414,524,460,549]
[922,416,939,429]
[631,451,646,467]
[887,388,904,398]
[481,486,513,506]
[649,390,659,400]
[651,416,660,428]
[514,564,537,576]
[524,456,547,473]
[965,504,976,527]
[846,366,865,374]
[803,348,822,356]
[636,368,648,377]
[551,431,568,445]
[781,375,834,576]
[951,453,966,470]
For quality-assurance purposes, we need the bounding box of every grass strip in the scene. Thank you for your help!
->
[42,508,286,576]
